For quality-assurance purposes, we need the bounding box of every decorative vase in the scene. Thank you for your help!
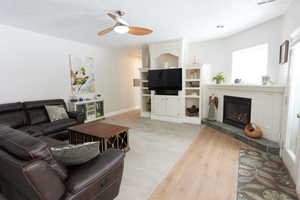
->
[146,99,151,112]
[208,96,218,121]
[262,76,272,85]
[244,123,263,139]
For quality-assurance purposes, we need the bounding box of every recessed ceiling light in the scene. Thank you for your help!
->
[257,0,276,5]
[216,25,224,29]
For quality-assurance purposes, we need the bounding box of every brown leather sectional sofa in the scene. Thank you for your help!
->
[0,99,85,140]
[0,99,125,200]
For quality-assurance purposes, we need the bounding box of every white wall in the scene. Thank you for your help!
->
[277,0,300,194]
[0,24,141,114]
[186,17,283,84]
[278,0,300,85]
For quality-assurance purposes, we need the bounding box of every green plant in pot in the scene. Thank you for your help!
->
[212,73,225,84]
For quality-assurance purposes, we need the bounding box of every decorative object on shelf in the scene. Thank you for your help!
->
[164,62,169,68]
[212,72,225,84]
[208,95,218,121]
[187,69,200,79]
[279,40,289,64]
[262,76,273,85]
[146,99,151,112]
[70,95,78,102]
[133,79,141,87]
[234,78,242,84]
[244,123,263,138]
[191,91,198,96]
[94,94,102,100]
[186,105,199,117]
[69,55,96,94]
[187,81,200,88]
[193,56,200,66]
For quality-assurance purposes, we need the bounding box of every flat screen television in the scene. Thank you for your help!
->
[148,68,182,91]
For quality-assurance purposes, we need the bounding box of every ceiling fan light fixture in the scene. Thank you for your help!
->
[114,25,129,34]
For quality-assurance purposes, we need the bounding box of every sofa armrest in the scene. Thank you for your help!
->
[24,160,66,200]
[66,149,125,194]
[68,111,85,124]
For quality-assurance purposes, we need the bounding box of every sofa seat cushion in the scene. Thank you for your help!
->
[18,126,43,137]
[36,119,77,135]
[66,149,125,194]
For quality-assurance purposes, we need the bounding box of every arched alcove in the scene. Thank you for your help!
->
[155,53,179,68]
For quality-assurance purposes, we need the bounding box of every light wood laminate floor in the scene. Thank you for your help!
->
[149,126,251,200]
[107,110,252,200]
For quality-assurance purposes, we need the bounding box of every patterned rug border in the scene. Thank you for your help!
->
[236,147,298,200]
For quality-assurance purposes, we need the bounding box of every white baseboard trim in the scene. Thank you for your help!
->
[105,106,140,118]
[151,114,183,123]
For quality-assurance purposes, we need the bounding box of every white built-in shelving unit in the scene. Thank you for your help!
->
[182,65,210,124]
[139,68,151,118]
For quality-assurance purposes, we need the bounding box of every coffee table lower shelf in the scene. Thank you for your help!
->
[69,131,130,153]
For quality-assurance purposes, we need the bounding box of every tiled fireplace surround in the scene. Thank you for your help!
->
[202,84,286,155]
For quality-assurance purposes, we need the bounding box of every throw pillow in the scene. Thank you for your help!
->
[45,105,69,122]
[50,142,100,166]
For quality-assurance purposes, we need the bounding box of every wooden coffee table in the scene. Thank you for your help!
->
[68,122,130,153]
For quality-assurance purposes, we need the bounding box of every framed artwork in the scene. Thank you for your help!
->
[279,40,289,64]
[69,55,96,94]
[133,79,141,87]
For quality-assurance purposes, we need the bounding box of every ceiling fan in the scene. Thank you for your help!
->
[98,10,153,36]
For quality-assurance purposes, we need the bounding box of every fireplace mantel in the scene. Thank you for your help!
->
[206,84,285,94]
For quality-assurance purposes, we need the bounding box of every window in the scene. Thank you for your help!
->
[232,44,268,84]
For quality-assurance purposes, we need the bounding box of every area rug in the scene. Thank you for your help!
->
[103,117,201,200]
[237,148,298,200]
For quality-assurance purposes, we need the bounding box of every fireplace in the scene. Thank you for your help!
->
[223,96,251,129]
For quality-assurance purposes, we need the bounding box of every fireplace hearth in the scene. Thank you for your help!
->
[223,96,251,129]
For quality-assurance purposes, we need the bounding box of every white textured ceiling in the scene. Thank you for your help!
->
[0,0,293,47]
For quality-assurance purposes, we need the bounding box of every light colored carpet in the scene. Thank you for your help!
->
[104,117,201,200]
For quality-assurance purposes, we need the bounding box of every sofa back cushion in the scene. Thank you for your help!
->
[23,99,67,125]
[0,102,28,128]
[0,125,68,180]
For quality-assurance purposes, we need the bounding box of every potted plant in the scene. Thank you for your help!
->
[212,73,225,84]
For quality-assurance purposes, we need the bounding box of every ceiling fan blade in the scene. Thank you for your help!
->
[97,26,114,36]
[107,13,128,26]
[128,27,153,35]
[107,13,118,21]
